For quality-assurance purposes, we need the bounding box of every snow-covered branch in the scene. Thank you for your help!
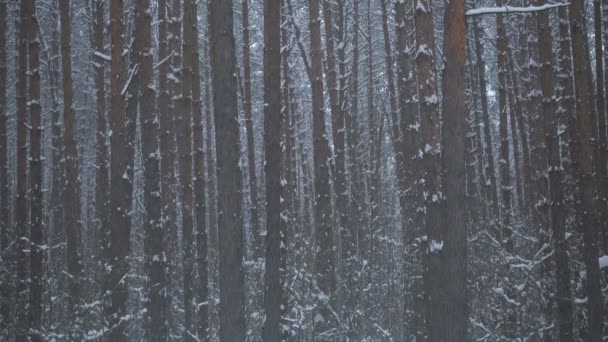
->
[466,3,568,16]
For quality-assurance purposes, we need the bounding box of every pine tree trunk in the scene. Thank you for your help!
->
[15,0,29,338]
[308,0,337,338]
[0,0,10,334]
[209,0,247,339]
[108,0,129,339]
[262,0,282,339]
[133,0,168,338]
[241,0,261,258]
[569,0,605,339]
[180,0,195,337]
[414,0,444,336]
[27,0,43,339]
[592,0,608,251]
[473,18,500,222]
[191,0,208,338]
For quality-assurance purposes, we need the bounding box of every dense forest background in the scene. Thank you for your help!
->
[0,0,607,340]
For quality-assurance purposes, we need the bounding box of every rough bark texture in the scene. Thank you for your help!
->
[438,0,468,338]
[0,0,8,334]
[209,0,247,340]
[15,0,28,338]
[108,0,130,339]
[135,0,168,338]
[27,0,43,339]
[309,0,336,338]
[180,0,195,337]
[242,0,261,258]
[59,0,84,333]
[191,0,208,338]
[569,0,605,339]
[262,0,283,340]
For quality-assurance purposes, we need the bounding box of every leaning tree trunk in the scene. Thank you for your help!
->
[209,0,247,340]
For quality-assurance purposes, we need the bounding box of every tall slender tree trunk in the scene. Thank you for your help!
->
[414,0,444,336]
[593,0,608,251]
[0,0,9,334]
[133,0,168,338]
[108,0,130,339]
[569,0,605,339]
[308,0,336,338]
[59,0,83,333]
[495,1,516,337]
[191,0,208,338]
[209,0,247,340]
[15,0,29,338]
[180,0,195,337]
[438,0,467,337]
[473,18,500,222]
[241,0,261,258]
[92,0,109,301]
[262,0,282,339]
[535,0,574,339]
[27,0,43,339]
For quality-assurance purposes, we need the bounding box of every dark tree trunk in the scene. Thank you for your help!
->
[108,0,130,339]
[15,0,29,338]
[180,0,195,337]
[209,0,247,340]
[262,0,283,339]
[134,0,168,338]
[308,0,336,338]
[27,0,43,339]
[0,0,8,334]
[241,0,261,258]
[569,0,605,339]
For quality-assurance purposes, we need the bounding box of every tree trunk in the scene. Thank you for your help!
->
[191,0,208,338]
[473,18,500,222]
[108,0,130,339]
[308,0,336,338]
[536,0,574,339]
[134,0,168,338]
[27,0,43,339]
[414,0,444,336]
[180,0,195,337]
[0,0,8,334]
[262,0,282,339]
[15,0,29,338]
[438,0,468,338]
[593,0,608,252]
[209,0,247,340]
[241,0,261,258]
[569,0,605,339]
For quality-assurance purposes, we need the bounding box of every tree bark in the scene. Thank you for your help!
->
[134,0,168,338]
[15,0,29,338]
[308,0,337,338]
[0,0,8,334]
[569,0,605,339]
[262,0,283,339]
[108,0,130,338]
[27,0,43,339]
[209,0,247,340]
[242,0,261,258]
